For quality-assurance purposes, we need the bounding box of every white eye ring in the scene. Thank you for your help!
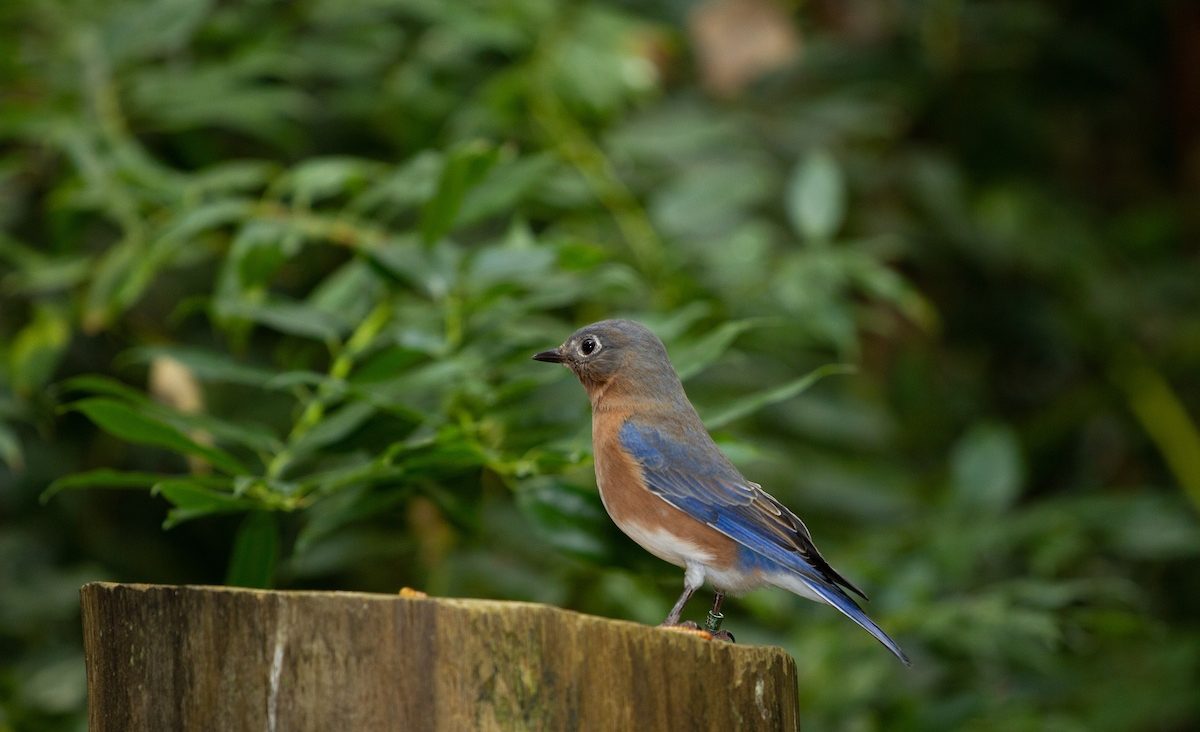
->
[577,336,601,357]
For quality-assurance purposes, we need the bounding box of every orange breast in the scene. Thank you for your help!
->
[591,409,739,570]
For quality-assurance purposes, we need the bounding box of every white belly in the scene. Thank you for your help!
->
[616,520,712,569]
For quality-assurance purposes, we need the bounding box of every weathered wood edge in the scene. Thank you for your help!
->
[81,581,800,731]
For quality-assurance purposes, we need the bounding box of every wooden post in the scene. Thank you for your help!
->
[81,582,799,731]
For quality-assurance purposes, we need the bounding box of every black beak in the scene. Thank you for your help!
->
[532,349,564,363]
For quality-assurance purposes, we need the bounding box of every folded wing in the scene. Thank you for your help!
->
[619,418,910,665]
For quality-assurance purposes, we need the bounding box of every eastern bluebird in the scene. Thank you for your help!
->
[534,319,909,664]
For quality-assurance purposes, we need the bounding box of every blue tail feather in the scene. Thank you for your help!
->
[724,535,911,665]
[802,577,911,666]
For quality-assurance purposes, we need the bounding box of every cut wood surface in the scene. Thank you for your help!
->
[81,582,799,731]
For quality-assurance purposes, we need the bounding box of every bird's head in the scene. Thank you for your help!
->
[532,319,676,399]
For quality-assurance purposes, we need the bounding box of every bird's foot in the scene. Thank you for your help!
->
[658,621,713,640]
[710,629,735,643]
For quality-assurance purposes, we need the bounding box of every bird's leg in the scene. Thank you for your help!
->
[704,591,725,632]
[659,567,714,639]
[660,584,696,627]
[705,591,735,643]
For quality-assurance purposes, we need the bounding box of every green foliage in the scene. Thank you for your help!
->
[1,0,1198,730]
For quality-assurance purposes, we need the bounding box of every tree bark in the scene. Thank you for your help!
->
[81,582,799,731]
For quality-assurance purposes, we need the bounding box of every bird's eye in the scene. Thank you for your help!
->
[579,337,600,357]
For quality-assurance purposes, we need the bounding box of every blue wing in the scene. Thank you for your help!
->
[620,418,910,665]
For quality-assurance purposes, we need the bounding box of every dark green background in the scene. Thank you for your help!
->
[2,1,1198,729]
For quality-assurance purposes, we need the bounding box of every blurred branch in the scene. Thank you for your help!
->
[267,299,393,481]
[1115,359,1200,516]
[529,27,664,277]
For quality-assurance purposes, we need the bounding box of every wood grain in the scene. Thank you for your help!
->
[81,582,799,731]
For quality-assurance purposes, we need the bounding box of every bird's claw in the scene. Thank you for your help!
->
[710,629,735,643]
[659,620,735,642]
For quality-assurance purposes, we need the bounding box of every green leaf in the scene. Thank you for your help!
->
[71,398,249,475]
[41,468,228,503]
[187,160,278,196]
[644,302,713,341]
[120,347,328,389]
[458,153,556,227]
[419,140,500,245]
[1101,495,1200,560]
[673,319,766,381]
[279,156,381,204]
[156,410,281,455]
[289,402,376,460]
[83,239,142,331]
[225,511,279,588]
[0,421,22,471]
[350,151,442,215]
[102,0,214,62]
[950,423,1024,514]
[8,305,70,394]
[786,150,846,242]
[704,363,856,430]
[157,198,256,246]
[217,300,350,342]
[153,479,256,528]
[1,254,91,295]
[307,259,381,322]
[58,375,153,404]
[59,374,281,453]
[295,483,409,553]
[465,229,557,292]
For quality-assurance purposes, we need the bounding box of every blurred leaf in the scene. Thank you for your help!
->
[279,156,381,204]
[1097,495,1200,559]
[465,227,557,292]
[950,423,1024,514]
[307,259,381,322]
[420,140,499,245]
[82,240,142,332]
[515,479,609,560]
[458,153,556,227]
[17,652,87,715]
[786,150,846,242]
[158,198,256,245]
[0,253,91,294]
[289,402,376,461]
[59,374,154,404]
[153,479,256,528]
[101,0,214,62]
[645,302,713,341]
[704,363,855,429]
[61,374,281,453]
[121,347,328,389]
[350,151,441,215]
[41,468,227,503]
[1116,361,1200,515]
[651,159,774,238]
[225,511,279,588]
[217,299,351,343]
[296,483,410,552]
[673,318,766,381]
[187,160,278,196]
[179,411,282,455]
[0,421,22,471]
[8,305,70,394]
[71,398,249,475]
[216,219,294,299]
[129,57,310,140]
